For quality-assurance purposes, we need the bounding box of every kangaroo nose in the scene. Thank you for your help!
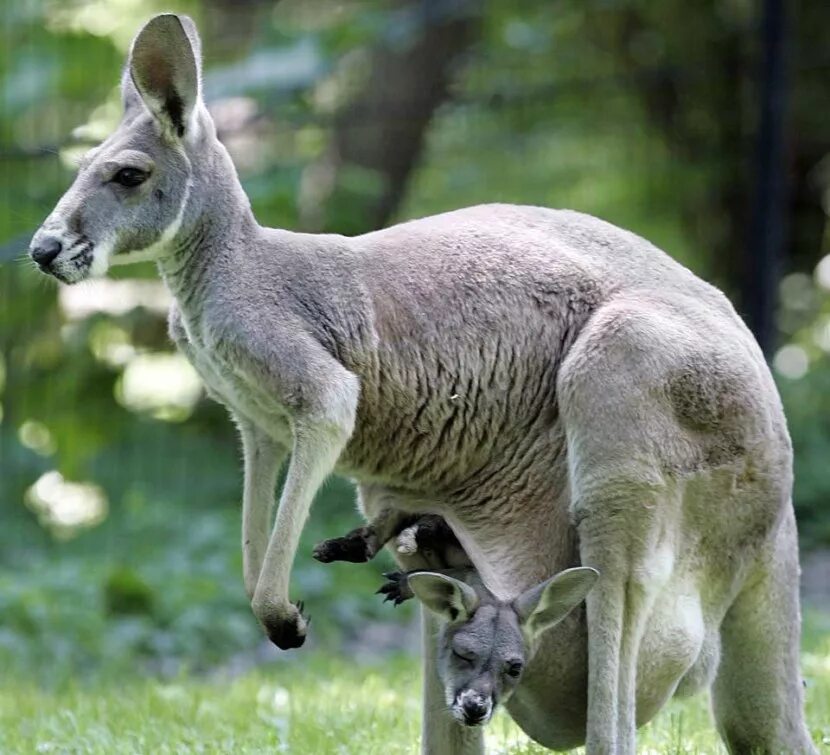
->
[461,696,490,724]
[31,237,63,267]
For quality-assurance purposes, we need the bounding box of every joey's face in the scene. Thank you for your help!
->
[29,14,205,284]
[438,605,527,726]
[408,567,599,730]
[30,119,191,283]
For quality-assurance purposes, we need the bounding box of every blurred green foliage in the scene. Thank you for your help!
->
[1,0,828,681]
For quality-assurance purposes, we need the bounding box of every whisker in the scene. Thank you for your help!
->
[3,207,37,221]
[14,255,41,275]
[425,703,454,715]
[30,272,52,292]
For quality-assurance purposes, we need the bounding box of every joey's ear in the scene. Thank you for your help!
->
[515,567,599,640]
[408,572,480,623]
[128,14,202,138]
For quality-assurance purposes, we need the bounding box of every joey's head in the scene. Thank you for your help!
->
[408,567,598,727]
[30,14,228,283]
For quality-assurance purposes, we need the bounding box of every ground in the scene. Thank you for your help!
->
[3,614,828,755]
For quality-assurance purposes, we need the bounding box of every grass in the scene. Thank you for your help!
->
[1,614,828,755]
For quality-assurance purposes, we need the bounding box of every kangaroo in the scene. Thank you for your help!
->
[380,564,599,732]
[29,14,817,755]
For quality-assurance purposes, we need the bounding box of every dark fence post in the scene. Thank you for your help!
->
[746,0,790,358]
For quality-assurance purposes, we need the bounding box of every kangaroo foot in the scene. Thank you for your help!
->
[256,600,309,650]
[313,526,378,563]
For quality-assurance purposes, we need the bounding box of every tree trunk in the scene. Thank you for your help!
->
[303,0,482,234]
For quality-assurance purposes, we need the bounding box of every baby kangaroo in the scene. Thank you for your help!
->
[390,566,598,728]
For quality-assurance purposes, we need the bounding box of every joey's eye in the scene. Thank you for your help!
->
[452,649,475,664]
[112,168,148,187]
[505,661,523,678]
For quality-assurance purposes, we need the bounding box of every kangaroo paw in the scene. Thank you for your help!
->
[376,571,413,606]
[313,527,377,563]
[259,601,308,650]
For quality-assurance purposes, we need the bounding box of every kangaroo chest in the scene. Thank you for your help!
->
[171,305,293,445]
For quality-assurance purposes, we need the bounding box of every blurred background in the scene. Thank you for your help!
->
[1,0,829,688]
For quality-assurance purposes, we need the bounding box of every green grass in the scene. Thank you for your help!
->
[2,615,828,755]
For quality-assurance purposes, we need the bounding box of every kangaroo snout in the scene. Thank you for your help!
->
[29,223,101,283]
[453,689,494,726]
[30,235,63,269]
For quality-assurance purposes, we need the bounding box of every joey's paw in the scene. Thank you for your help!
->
[312,529,374,563]
[395,525,419,555]
[376,571,411,606]
[261,602,309,650]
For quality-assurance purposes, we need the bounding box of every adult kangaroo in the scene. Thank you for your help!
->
[30,14,816,755]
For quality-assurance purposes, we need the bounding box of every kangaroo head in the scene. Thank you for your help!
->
[408,566,598,727]
[29,14,232,283]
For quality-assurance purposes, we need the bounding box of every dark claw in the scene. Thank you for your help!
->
[294,600,309,625]
[376,571,409,607]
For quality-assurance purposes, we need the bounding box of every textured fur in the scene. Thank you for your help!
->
[30,14,816,755]
[372,561,598,731]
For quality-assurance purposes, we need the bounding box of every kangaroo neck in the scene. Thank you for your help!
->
[157,143,258,313]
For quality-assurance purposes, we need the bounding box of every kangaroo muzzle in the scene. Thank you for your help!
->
[29,217,109,284]
[453,689,494,726]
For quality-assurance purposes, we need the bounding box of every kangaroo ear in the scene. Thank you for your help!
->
[128,14,202,138]
[515,567,599,641]
[408,572,480,623]
[120,66,144,121]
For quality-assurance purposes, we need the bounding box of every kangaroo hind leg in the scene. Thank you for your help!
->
[559,298,704,755]
[712,506,817,755]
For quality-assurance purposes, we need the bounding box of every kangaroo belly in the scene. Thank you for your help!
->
[507,584,707,749]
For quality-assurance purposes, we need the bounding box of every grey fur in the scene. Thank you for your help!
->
[30,14,817,755]
[398,566,598,728]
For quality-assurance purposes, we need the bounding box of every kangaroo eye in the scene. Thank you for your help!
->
[112,168,148,187]
[505,661,523,678]
[452,649,475,664]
